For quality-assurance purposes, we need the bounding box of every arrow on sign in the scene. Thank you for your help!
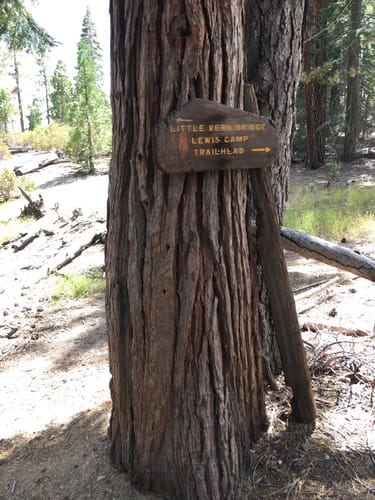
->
[251,147,271,153]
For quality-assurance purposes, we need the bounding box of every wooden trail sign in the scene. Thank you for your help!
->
[155,99,279,174]
[155,93,316,424]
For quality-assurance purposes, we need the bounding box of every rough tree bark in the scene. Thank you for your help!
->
[302,0,329,170]
[342,0,362,161]
[106,1,307,499]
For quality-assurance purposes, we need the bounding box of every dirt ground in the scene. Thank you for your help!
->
[0,152,374,499]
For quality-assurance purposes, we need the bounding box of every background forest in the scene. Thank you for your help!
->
[0,4,111,173]
[298,0,375,166]
[0,1,374,173]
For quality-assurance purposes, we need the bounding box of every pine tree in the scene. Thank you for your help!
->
[79,7,103,86]
[299,0,374,164]
[50,59,72,124]
[68,11,110,173]
[1,0,56,132]
[27,97,42,130]
[0,0,56,49]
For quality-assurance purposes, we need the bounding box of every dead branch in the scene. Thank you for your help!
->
[12,231,41,252]
[48,231,105,274]
[294,277,340,300]
[301,322,368,337]
[18,187,45,219]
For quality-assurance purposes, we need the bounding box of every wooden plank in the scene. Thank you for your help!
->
[244,83,316,423]
[155,98,279,174]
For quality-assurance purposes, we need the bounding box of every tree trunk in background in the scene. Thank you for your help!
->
[245,0,306,372]
[41,63,51,125]
[302,0,328,170]
[106,2,268,499]
[342,0,362,161]
[13,52,25,132]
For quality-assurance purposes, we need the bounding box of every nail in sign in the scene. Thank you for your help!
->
[155,99,279,174]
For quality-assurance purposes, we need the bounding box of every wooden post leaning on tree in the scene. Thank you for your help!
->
[244,83,316,423]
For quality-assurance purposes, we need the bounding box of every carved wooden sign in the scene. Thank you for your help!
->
[155,99,278,174]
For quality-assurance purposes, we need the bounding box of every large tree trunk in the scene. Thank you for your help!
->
[107,2,266,499]
[245,1,306,372]
[342,0,362,161]
[106,1,307,498]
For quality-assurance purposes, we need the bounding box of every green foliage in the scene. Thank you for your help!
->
[1,0,57,52]
[50,60,73,124]
[0,89,14,133]
[298,0,375,154]
[326,159,338,180]
[0,215,34,244]
[27,97,42,130]
[80,7,103,85]
[0,168,17,202]
[68,10,111,173]
[0,167,36,203]
[49,271,105,303]
[9,122,70,152]
[19,175,36,193]
[285,184,375,241]
[0,139,10,159]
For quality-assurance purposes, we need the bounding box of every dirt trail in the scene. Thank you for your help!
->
[0,153,374,499]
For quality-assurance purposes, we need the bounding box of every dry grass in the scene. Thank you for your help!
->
[240,330,375,499]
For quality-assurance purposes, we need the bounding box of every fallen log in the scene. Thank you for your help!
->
[12,231,40,252]
[8,145,30,154]
[14,154,70,176]
[251,220,375,282]
[281,226,375,282]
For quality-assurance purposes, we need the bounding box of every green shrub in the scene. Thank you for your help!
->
[0,168,37,203]
[7,122,71,152]
[0,140,10,159]
[49,271,105,303]
[0,168,17,202]
[19,176,36,193]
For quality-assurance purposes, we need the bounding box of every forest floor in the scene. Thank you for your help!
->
[0,151,374,500]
